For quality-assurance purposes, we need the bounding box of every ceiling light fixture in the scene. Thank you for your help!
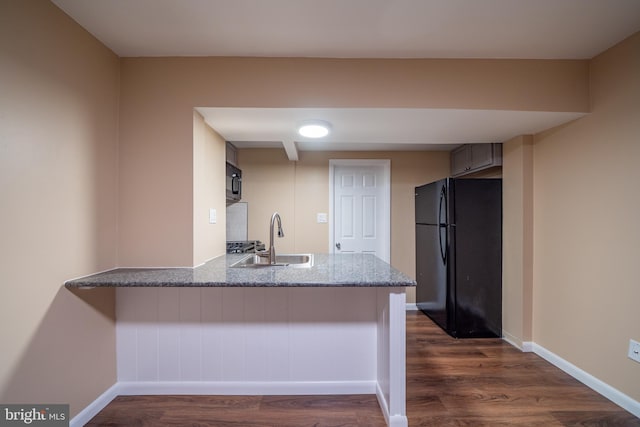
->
[298,120,331,138]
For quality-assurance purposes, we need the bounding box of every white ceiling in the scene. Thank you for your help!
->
[52,0,640,59]
[196,107,586,153]
[52,0,639,155]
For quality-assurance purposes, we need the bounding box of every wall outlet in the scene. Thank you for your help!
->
[629,339,640,363]
[317,213,328,223]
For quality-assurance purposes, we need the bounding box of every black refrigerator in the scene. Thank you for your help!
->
[415,178,502,338]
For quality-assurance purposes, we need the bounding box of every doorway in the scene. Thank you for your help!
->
[329,159,391,263]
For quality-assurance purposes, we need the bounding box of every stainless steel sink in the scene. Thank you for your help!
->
[230,254,314,269]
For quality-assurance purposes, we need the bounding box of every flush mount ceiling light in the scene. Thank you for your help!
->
[297,120,331,138]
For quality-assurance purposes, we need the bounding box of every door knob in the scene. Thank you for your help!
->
[336,243,341,250]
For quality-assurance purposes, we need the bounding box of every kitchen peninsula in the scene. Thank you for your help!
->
[66,253,415,427]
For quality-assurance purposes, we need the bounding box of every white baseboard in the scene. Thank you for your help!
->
[522,341,534,352]
[532,343,640,418]
[70,383,120,427]
[501,331,521,349]
[71,380,377,426]
[501,331,534,353]
[376,382,408,427]
[117,380,376,396]
[405,303,419,311]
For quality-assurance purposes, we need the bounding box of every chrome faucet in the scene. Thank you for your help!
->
[257,212,284,265]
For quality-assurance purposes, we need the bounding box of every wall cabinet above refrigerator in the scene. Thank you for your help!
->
[451,143,502,177]
[226,142,238,166]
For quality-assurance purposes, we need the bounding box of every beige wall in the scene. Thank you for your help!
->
[118,56,589,267]
[502,135,534,347]
[193,111,227,265]
[239,149,297,252]
[239,149,451,302]
[532,32,640,400]
[118,65,195,266]
[0,0,119,417]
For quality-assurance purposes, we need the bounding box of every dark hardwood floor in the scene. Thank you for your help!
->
[404,312,638,426]
[86,311,639,426]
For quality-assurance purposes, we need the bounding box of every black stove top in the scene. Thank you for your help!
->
[226,240,265,254]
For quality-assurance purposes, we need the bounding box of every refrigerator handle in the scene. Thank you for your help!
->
[438,186,447,264]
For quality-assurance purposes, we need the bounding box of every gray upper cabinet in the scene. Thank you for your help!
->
[451,143,502,177]
[226,142,238,166]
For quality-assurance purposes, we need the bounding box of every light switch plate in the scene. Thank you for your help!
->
[209,208,217,224]
[629,339,640,363]
[317,213,328,223]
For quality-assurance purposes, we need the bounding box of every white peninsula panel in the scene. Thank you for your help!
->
[116,286,407,426]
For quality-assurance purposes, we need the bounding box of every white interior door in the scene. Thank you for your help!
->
[330,160,390,263]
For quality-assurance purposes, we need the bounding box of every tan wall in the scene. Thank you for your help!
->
[239,149,297,253]
[193,111,227,265]
[532,32,640,400]
[118,56,589,267]
[118,66,195,266]
[0,0,119,417]
[238,149,451,302]
[502,135,533,347]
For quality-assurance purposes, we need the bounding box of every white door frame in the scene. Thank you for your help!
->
[329,159,391,262]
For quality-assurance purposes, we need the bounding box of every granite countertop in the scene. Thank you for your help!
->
[65,253,416,288]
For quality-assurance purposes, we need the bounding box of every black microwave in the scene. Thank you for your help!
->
[226,162,242,202]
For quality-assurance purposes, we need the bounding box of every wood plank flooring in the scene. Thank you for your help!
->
[86,311,639,426]
[405,311,639,426]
